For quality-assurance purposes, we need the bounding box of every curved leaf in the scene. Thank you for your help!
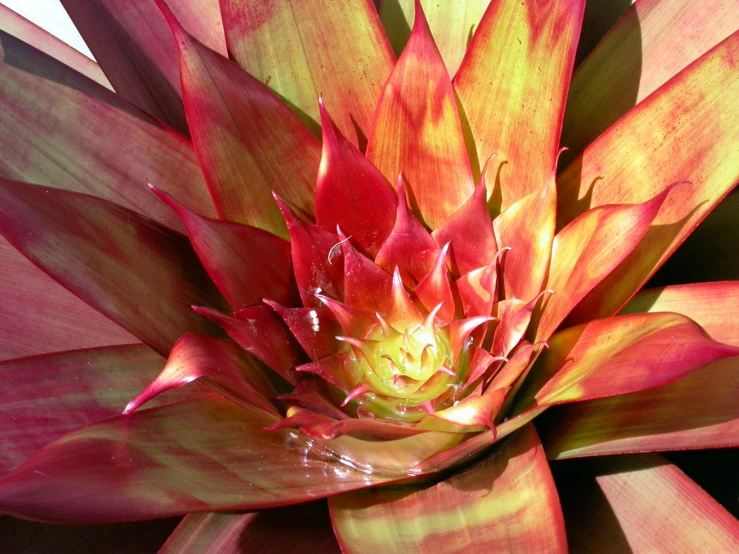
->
[330,424,567,554]
[220,0,393,145]
[61,0,227,133]
[0,397,400,523]
[454,0,584,207]
[161,6,319,236]
[0,4,111,88]
[0,180,228,357]
[367,1,475,228]
[561,0,739,164]
[0,31,214,232]
[0,236,135,361]
[558,31,739,322]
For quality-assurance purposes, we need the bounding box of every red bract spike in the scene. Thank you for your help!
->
[387,267,425,329]
[264,301,342,362]
[450,316,496,356]
[316,294,378,338]
[421,302,446,336]
[375,180,441,286]
[192,305,303,385]
[295,352,363,393]
[315,98,397,257]
[455,247,509,319]
[492,290,553,358]
[342,383,372,406]
[150,185,296,310]
[124,332,279,418]
[265,406,335,433]
[376,312,401,338]
[276,379,349,420]
[273,194,343,308]
[432,178,498,277]
[413,243,456,322]
[339,230,393,314]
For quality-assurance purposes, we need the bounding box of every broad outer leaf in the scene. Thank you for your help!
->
[561,0,739,164]
[527,313,739,407]
[535,186,674,340]
[553,454,739,552]
[541,282,739,457]
[0,4,111,88]
[160,503,341,554]
[163,8,319,237]
[220,0,393,145]
[454,0,584,207]
[0,180,228,357]
[61,0,227,133]
[378,0,491,76]
[621,282,739,347]
[0,236,135,361]
[0,344,201,474]
[367,1,475,229]
[558,31,739,322]
[330,424,567,554]
[0,397,399,523]
[541,357,739,458]
[0,31,214,232]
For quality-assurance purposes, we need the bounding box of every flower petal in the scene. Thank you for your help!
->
[330,424,567,554]
[61,0,226,133]
[0,32,214,232]
[152,186,296,310]
[553,454,739,552]
[0,237,135,360]
[0,180,227,357]
[124,333,278,417]
[315,99,397,256]
[454,0,584,207]
[558,31,739,322]
[0,4,110,88]
[493,181,556,303]
[161,6,320,236]
[0,344,197,473]
[561,0,739,163]
[367,0,475,228]
[220,0,393,145]
[525,313,739,408]
[378,0,491,76]
[0,397,398,523]
[535,184,677,340]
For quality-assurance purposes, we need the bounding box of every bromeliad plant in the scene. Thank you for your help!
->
[0,0,737,551]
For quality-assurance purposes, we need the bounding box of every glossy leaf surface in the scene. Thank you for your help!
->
[0,397,398,523]
[330,424,566,553]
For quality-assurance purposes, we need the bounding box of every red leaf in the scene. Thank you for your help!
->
[265,302,342,362]
[161,5,320,236]
[151,186,296,310]
[0,397,401,523]
[0,180,227,357]
[340,236,393,314]
[367,0,474,228]
[315,99,397,256]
